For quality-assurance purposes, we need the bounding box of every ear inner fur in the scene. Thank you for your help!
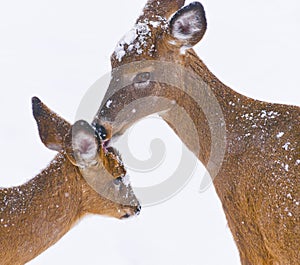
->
[169,2,207,47]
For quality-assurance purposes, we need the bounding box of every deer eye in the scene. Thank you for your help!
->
[93,123,108,141]
[134,72,151,83]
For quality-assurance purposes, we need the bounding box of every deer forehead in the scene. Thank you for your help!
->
[113,16,168,63]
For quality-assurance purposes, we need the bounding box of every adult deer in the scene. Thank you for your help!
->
[0,97,140,265]
[93,1,300,264]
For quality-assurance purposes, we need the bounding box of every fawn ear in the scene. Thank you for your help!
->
[64,120,100,167]
[169,2,207,47]
[32,97,71,152]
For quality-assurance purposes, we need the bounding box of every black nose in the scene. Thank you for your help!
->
[135,205,141,215]
[121,213,131,219]
[92,123,108,140]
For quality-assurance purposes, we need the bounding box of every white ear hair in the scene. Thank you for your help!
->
[71,120,98,167]
[170,2,207,46]
[172,10,201,40]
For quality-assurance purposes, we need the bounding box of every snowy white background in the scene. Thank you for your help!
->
[0,0,299,264]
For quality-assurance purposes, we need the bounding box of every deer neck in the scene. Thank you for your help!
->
[0,153,83,264]
[159,49,249,166]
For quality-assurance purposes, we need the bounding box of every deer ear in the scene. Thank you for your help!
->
[32,97,71,152]
[64,120,100,168]
[169,2,207,47]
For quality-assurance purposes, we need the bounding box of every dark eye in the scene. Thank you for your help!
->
[93,123,108,141]
[113,177,123,186]
[134,72,151,83]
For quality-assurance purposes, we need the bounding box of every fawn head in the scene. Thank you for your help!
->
[32,97,140,219]
[94,1,207,135]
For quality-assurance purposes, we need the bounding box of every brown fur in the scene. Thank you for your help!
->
[93,1,299,264]
[0,97,140,265]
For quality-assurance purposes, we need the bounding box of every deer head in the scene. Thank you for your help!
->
[94,1,209,142]
[32,96,140,219]
[93,1,215,169]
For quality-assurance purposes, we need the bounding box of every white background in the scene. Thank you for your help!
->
[0,0,299,264]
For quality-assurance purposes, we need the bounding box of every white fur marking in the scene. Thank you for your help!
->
[172,10,201,40]
[74,131,97,162]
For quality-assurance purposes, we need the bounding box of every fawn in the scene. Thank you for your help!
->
[93,1,300,264]
[0,97,140,265]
